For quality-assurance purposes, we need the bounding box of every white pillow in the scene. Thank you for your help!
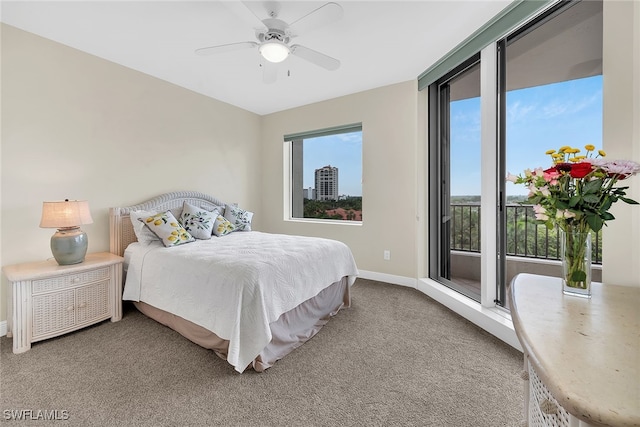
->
[139,211,195,247]
[224,205,254,231]
[179,202,219,240]
[130,210,161,243]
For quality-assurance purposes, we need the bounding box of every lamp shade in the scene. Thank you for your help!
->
[259,41,290,63]
[40,200,93,229]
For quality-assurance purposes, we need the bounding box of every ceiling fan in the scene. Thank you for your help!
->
[195,1,343,83]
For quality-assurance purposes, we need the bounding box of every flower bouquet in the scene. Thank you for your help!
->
[508,145,640,297]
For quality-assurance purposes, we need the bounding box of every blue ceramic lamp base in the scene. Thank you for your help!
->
[51,227,88,265]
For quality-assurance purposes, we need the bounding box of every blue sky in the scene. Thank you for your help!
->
[450,75,603,196]
[297,75,602,199]
[302,131,362,197]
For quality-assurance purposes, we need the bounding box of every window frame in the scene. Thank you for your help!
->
[284,123,363,224]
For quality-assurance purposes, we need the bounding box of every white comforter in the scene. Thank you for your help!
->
[123,231,358,372]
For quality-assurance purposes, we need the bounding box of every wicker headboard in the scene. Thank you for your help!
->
[109,191,227,257]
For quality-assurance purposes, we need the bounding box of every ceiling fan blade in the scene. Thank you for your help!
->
[220,1,268,31]
[262,61,278,84]
[195,41,258,56]
[290,44,340,71]
[289,2,343,37]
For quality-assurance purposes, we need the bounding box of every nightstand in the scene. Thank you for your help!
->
[3,252,124,354]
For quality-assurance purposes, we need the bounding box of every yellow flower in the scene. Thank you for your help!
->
[569,157,581,163]
[598,149,606,157]
[584,144,595,151]
[145,217,154,223]
[170,222,178,227]
[171,231,178,235]
[559,146,571,152]
[545,149,556,155]
[168,236,177,241]
[154,219,162,226]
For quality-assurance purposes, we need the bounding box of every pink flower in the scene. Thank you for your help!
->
[533,167,545,178]
[591,159,640,179]
[543,169,561,185]
[533,204,549,221]
[556,209,576,219]
[538,186,550,197]
[506,173,519,183]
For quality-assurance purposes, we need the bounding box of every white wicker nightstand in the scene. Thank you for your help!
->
[3,252,124,354]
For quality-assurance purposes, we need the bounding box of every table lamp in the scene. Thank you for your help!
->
[39,199,93,265]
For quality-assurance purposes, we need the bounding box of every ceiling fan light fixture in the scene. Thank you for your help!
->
[259,41,290,63]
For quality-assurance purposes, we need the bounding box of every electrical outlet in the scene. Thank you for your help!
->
[383,250,390,260]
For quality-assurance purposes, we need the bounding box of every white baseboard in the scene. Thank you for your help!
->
[357,270,417,288]
[0,320,6,337]
[356,270,522,352]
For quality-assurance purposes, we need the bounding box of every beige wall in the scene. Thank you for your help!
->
[261,82,419,277]
[601,0,640,286]
[0,24,262,321]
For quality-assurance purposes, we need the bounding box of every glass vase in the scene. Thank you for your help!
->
[560,227,592,298]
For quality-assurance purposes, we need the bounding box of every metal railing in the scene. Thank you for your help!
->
[450,203,602,264]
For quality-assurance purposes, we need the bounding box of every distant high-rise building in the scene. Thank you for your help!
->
[303,187,315,200]
[315,165,338,201]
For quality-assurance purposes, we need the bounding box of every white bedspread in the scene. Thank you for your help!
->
[123,231,358,372]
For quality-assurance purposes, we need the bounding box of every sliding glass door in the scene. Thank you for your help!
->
[498,0,603,304]
[429,0,603,308]
[429,55,482,302]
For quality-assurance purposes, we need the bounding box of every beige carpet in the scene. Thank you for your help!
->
[0,279,524,426]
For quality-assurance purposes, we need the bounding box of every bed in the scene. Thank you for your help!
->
[109,191,358,373]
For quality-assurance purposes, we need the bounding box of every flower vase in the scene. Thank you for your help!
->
[560,227,592,298]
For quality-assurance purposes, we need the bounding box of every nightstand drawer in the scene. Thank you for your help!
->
[32,267,110,293]
[32,289,76,338]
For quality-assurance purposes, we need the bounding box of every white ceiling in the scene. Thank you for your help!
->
[0,0,512,115]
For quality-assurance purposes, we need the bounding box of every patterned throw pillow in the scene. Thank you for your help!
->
[179,202,218,240]
[140,211,195,247]
[130,210,161,243]
[212,214,236,237]
[224,205,254,231]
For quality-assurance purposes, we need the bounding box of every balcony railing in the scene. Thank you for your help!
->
[450,203,602,264]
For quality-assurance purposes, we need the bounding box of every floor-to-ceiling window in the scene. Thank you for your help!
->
[428,0,603,308]
[429,55,482,302]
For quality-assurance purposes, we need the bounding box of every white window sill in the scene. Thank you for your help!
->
[416,277,522,351]
[285,218,363,226]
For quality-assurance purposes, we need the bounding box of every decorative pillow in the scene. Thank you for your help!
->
[224,205,254,231]
[212,214,236,237]
[139,211,195,247]
[130,210,161,243]
[179,202,218,240]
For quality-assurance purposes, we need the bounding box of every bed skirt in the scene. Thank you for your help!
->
[133,277,350,372]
